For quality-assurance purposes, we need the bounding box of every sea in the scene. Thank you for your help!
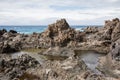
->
[0,25,98,34]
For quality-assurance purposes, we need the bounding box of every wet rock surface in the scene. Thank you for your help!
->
[26,56,106,80]
[41,47,74,58]
[0,51,107,80]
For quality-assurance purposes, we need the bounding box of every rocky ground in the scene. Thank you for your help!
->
[0,18,120,80]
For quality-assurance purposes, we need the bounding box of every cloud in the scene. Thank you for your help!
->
[0,0,120,25]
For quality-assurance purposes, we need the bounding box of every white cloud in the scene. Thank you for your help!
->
[0,0,120,25]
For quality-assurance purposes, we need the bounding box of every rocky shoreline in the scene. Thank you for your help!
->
[0,18,120,80]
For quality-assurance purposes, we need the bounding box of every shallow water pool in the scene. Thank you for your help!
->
[74,50,105,74]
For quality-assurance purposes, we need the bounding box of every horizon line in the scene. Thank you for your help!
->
[0,24,104,26]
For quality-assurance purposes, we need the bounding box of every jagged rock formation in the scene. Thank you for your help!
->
[0,18,120,80]
[41,19,83,47]
[0,19,85,53]
[96,18,120,79]
[0,18,120,54]
[76,18,120,53]
[0,30,21,53]
[112,19,120,41]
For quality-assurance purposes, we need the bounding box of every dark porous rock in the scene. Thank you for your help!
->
[101,40,112,47]
[80,71,106,80]
[9,30,17,34]
[0,41,21,53]
[102,18,120,42]
[0,54,40,80]
[42,19,70,38]
[0,29,7,35]
[104,18,119,30]
[86,73,105,80]
[2,44,18,53]
[41,19,84,47]
[93,18,120,41]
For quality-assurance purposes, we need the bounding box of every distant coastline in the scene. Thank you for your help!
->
[0,25,102,34]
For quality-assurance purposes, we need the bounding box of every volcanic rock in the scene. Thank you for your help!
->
[112,22,120,41]
[0,54,40,80]
[110,42,120,61]
[0,41,22,53]
[0,29,7,35]
[9,30,17,34]
[84,26,99,33]
[41,19,84,47]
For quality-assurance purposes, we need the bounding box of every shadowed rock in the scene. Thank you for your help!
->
[0,29,7,35]
[0,54,40,80]
[9,30,17,34]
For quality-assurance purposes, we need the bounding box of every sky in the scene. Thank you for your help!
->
[0,0,120,25]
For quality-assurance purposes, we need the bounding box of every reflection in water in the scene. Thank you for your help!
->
[11,51,44,64]
[74,50,105,74]
[11,51,68,64]
[11,50,105,74]
[41,54,68,61]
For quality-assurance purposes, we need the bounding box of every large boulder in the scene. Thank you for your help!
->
[1,44,18,53]
[42,19,70,38]
[0,41,22,53]
[41,19,83,47]
[91,18,119,41]
[0,54,40,80]
[0,29,7,35]
[102,18,120,41]
[9,30,17,34]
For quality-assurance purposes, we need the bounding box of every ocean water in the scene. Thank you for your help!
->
[0,25,88,34]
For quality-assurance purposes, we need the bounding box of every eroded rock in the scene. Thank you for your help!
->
[0,54,40,80]
[41,19,83,47]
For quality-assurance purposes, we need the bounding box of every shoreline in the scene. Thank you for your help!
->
[0,25,102,34]
[0,18,120,80]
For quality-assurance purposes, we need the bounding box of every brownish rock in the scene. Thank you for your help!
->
[84,26,99,33]
[41,19,83,47]
[43,19,70,38]
[112,22,120,41]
